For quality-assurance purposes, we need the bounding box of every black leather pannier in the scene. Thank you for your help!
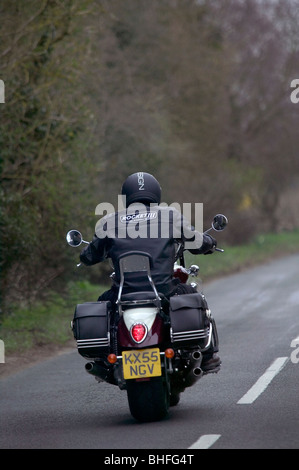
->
[72,301,111,358]
[169,293,210,347]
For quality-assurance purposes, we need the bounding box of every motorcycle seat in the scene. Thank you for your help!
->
[120,291,160,302]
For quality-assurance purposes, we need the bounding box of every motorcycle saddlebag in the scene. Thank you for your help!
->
[72,301,111,358]
[169,293,210,348]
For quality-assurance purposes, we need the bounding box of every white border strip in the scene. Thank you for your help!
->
[188,434,221,449]
[237,357,289,405]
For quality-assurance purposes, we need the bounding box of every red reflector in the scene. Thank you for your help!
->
[131,323,147,343]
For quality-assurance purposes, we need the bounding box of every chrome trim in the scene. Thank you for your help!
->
[170,327,210,343]
[77,337,110,349]
[201,323,213,351]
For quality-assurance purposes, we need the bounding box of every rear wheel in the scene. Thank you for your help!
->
[126,376,169,422]
[169,391,181,407]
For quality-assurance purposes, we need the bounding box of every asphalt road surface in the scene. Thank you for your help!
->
[1,254,299,450]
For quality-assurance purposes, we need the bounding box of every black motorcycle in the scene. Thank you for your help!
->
[66,214,228,422]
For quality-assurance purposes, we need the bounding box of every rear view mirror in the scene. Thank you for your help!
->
[212,214,228,231]
[66,230,87,247]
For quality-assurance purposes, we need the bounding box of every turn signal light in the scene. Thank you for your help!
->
[165,348,175,359]
[131,323,147,343]
[107,353,117,364]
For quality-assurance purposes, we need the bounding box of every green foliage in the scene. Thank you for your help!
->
[0,280,105,353]
[0,0,100,305]
[1,0,299,313]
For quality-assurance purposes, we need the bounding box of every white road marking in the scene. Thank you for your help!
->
[237,357,289,405]
[188,434,221,449]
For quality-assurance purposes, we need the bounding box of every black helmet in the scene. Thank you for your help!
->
[121,172,161,206]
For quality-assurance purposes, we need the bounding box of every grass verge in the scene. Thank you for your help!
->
[1,229,298,357]
[185,229,299,281]
[0,281,106,355]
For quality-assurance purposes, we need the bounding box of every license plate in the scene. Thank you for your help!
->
[122,347,161,380]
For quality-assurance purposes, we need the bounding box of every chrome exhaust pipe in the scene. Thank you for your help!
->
[85,362,110,381]
[193,367,203,377]
[184,366,203,387]
[191,350,202,361]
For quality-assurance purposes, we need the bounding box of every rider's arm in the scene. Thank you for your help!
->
[175,210,217,255]
[194,233,217,255]
[79,235,106,266]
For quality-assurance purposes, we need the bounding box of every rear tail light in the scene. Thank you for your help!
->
[130,323,147,343]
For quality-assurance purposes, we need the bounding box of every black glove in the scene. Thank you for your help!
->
[202,234,217,255]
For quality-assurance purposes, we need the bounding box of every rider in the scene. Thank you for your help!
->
[79,172,221,373]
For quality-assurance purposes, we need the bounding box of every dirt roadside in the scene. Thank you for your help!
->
[0,340,76,379]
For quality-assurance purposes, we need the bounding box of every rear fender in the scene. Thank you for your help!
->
[118,307,165,348]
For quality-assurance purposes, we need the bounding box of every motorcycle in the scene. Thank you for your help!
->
[66,214,228,422]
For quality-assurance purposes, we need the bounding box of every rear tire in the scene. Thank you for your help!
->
[126,376,169,422]
[169,392,181,407]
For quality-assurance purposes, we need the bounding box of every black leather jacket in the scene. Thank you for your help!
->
[80,204,214,295]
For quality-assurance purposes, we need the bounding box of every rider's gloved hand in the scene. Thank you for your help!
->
[202,234,217,255]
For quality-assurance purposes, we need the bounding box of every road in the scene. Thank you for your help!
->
[1,253,299,450]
